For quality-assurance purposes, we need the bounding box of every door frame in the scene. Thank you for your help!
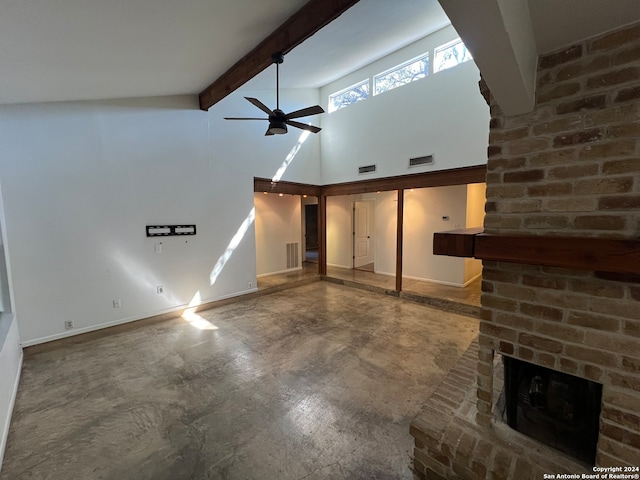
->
[352,199,376,269]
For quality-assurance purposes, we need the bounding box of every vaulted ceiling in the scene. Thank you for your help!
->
[1,0,639,109]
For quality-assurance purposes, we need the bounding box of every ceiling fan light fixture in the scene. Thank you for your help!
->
[225,53,322,136]
[267,120,288,135]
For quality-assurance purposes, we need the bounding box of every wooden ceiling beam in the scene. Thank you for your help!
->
[198,0,360,111]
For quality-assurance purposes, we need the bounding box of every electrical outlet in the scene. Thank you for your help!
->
[157,286,164,294]
[64,320,74,329]
[248,281,253,288]
[113,299,121,308]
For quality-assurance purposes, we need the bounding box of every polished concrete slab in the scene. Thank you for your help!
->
[257,262,320,290]
[3,282,478,480]
[325,266,481,309]
[258,263,482,311]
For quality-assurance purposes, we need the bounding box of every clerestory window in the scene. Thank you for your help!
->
[373,53,429,96]
[328,79,370,113]
[434,38,473,73]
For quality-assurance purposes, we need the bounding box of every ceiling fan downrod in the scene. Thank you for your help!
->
[223,51,323,136]
[272,53,284,111]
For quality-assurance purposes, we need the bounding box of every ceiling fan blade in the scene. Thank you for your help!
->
[224,117,268,121]
[245,97,275,116]
[286,120,322,133]
[285,105,325,120]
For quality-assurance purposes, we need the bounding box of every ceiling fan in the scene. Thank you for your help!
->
[224,53,325,136]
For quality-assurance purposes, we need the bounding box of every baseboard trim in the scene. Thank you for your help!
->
[257,267,302,278]
[462,272,482,287]
[21,287,258,348]
[401,272,481,288]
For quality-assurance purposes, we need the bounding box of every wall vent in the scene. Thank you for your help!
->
[409,155,434,167]
[358,164,377,174]
[286,242,299,269]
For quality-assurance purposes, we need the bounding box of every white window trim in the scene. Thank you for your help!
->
[433,37,472,73]
[328,79,370,113]
[373,51,430,96]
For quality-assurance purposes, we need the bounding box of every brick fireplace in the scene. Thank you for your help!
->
[411,21,640,479]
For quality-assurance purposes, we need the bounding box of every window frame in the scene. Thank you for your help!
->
[433,38,473,74]
[327,79,371,113]
[372,51,430,96]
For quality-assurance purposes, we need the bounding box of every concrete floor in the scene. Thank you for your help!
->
[325,266,482,308]
[258,263,481,313]
[3,282,478,480]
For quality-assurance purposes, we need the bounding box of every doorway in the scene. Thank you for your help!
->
[304,203,318,264]
[352,200,375,272]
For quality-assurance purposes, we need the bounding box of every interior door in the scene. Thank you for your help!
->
[353,200,374,268]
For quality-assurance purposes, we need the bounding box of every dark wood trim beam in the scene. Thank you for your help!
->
[396,189,404,292]
[254,177,322,196]
[433,227,484,257]
[433,229,640,276]
[475,234,640,275]
[199,0,361,110]
[321,165,486,197]
[255,166,485,198]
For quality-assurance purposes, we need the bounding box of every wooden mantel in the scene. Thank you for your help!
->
[433,229,640,276]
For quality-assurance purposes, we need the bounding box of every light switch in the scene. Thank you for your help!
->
[154,244,162,254]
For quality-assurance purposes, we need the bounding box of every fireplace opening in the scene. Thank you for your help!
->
[501,357,602,465]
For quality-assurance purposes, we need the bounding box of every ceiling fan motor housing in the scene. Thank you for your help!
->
[223,53,323,135]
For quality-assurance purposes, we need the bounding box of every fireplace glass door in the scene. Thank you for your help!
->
[503,357,602,464]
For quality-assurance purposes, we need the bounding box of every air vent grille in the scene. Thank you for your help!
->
[409,155,434,167]
[286,242,299,269]
[358,164,377,174]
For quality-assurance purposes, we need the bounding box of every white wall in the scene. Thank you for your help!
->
[374,191,398,277]
[326,186,484,286]
[326,196,353,268]
[464,183,486,283]
[403,186,467,286]
[254,193,302,276]
[327,193,383,270]
[326,191,398,276]
[0,178,20,473]
[0,92,322,345]
[319,25,489,184]
[0,314,22,474]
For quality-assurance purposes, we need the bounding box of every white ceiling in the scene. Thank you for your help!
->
[254,0,451,90]
[0,0,309,105]
[1,0,639,106]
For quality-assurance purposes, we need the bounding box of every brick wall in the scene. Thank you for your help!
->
[480,22,640,468]
[411,21,640,480]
